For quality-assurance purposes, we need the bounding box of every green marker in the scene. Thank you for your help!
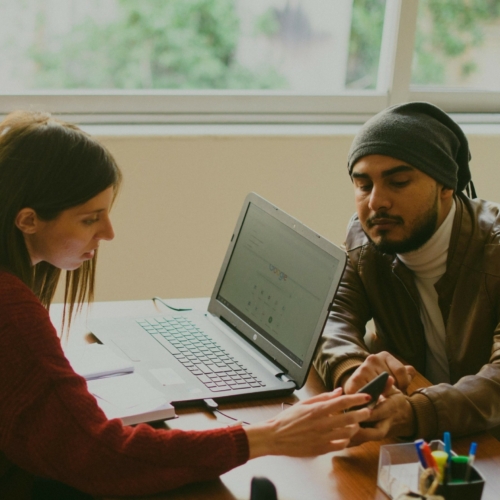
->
[450,456,469,483]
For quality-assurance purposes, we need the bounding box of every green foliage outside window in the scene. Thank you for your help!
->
[346,0,386,89]
[29,0,286,89]
[412,0,500,85]
[346,0,500,89]
[25,0,500,91]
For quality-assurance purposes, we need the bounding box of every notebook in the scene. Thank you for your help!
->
[65,343,175,425]
[87,373,176,426]
[88,192,346,407]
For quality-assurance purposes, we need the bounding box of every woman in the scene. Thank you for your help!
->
[0,111,370,499]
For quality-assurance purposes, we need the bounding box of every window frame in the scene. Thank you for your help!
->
[1,0,499,125]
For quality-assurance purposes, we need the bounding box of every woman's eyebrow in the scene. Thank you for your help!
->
[78,208,106,216]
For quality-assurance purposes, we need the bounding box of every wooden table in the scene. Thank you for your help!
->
[52,299,500,500]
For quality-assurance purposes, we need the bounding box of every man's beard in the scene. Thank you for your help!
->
[365,193,439,255]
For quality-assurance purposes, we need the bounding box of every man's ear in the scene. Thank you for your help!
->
[15,208,39,235]
[440,186,454,201]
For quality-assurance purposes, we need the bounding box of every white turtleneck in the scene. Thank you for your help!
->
[397,200,456,384]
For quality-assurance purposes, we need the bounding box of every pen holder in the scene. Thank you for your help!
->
[434,461,484,500]
[377,440,485,500]
[378,441,443,498]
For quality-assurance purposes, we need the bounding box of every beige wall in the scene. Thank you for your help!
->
[54,131,500,303]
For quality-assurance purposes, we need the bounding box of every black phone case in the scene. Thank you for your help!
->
[348,371,389,412]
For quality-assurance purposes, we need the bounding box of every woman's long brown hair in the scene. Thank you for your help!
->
[0,111,122,333]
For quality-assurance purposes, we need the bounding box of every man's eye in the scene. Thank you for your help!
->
[391,180,410,188]
[83,218,98,225]
[357,184,372,192]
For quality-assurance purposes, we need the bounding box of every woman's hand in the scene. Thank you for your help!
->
[244,388,371,459]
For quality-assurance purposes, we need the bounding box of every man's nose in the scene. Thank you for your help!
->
[368,185,391,212]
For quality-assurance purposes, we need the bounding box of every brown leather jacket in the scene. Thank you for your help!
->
[314,193,500,440]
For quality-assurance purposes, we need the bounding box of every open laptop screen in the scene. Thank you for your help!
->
[216,202,340,367]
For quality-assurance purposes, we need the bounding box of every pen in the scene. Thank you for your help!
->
[444,431,451,459]
[420,442,439,475]
[444,431,452,483]
[414,439,427,469]
[464,442,477,482]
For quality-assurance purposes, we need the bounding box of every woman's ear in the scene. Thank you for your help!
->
[15,208,39,235]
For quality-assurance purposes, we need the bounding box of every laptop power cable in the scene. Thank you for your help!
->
[203,398,250,426]
[152,296,192,312]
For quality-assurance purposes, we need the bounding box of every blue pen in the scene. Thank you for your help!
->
[443,431,452,483]
[444,431,452,459]
[414,439,427,469]
[464,442,477,482]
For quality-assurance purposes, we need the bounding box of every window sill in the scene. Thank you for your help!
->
[80,115,500,137]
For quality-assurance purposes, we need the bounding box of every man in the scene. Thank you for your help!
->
[314,102,500,442]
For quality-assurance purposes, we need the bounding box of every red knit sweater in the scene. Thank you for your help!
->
[0,271,249,498]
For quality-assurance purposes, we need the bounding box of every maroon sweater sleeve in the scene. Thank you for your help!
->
[0,271,249,497]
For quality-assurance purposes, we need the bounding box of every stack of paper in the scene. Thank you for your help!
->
[65,343,176,425]
[65,343,134,380]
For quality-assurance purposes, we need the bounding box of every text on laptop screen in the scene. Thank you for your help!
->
[217,203,340,366]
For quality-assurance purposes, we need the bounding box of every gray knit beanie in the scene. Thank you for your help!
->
[347,102,472,192]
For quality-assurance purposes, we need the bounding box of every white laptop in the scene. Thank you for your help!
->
[88,193,346,406]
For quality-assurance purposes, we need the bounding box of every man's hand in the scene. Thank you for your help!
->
[349,386,416,445]
[343,351,416,395]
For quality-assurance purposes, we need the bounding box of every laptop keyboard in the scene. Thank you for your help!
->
[138,316,266,392]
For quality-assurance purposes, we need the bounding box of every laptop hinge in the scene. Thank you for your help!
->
[278,373,297,387]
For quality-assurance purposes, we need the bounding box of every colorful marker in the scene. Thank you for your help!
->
[431,450,448,482]
[444,432,452,460]
[444,431,452,483]
[420,442,439,475]
[414,439,427,469]
[464,442,477,482]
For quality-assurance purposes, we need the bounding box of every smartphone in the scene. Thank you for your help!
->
[347,371,389,412]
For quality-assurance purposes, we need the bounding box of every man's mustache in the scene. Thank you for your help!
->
[366,213,404,228]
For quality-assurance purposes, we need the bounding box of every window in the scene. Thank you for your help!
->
[409,0,500,113]
[412,0,500,90]
[0,0,498,124]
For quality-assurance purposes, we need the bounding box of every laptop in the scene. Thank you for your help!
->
[88,193,346,406]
